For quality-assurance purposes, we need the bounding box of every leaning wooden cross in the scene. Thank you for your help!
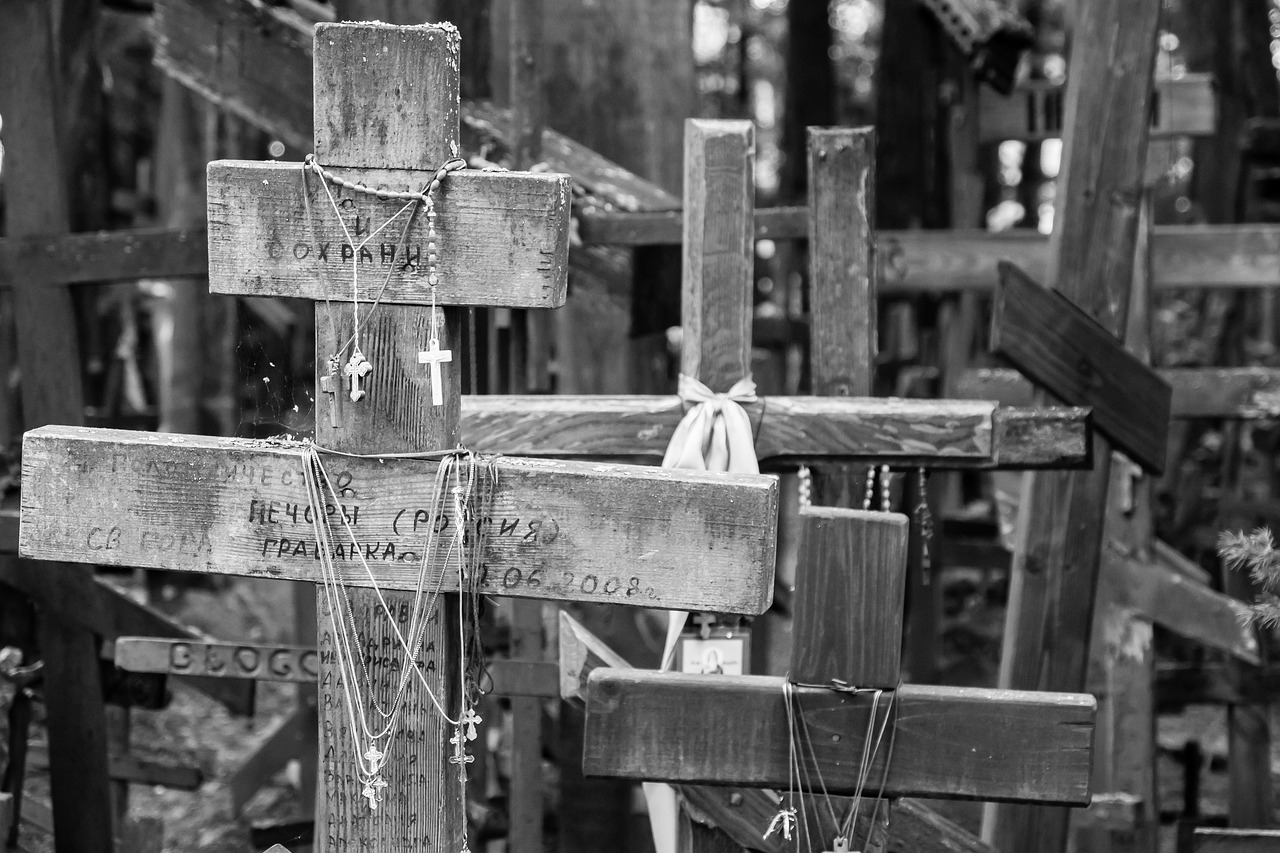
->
[17,23,780,852]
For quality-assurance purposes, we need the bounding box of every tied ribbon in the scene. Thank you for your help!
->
[660,374,760,474]
[644,374,763,853]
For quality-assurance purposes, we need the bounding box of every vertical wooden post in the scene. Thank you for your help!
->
[0,2,114,851]
[982,0,1162,850]
[311,25,462,853]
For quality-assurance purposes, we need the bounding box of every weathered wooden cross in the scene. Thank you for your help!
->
[17,22,781,852]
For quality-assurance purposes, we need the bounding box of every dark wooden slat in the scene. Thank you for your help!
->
[583,670,1096,805]
[462,396,1091,469]
[0,228,207,287]
[956,366,1280,419]
[790,508,908,688]
[991,262,1170,473]
[1156,663,1280,708]
[26,745,203,791]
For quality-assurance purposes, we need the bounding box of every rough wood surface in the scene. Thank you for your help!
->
[790,508,909,688]
[116,638,319,683]
[956,366,1280,419]
[207,161,571,307]
[583,670,1096,805]
[462,395,1091,468]
[977,74,1215,142]
[991,262,1170,473]
[0,227,207,286]
[808,128,875,396]
[984,0,1161,850]
[559,613,995,853]
[1192,828,1280,852]
[1099,549,1260,666]
[20,426,778,615]
[27,745,203,791]
[681,120,754,390]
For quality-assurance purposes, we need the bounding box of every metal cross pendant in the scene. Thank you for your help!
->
[319,355,343,427]
[361,776,387,810]
[417,337,453,407]
[693,611,717,639]
[344,349,373,402]
[461,707,482,741]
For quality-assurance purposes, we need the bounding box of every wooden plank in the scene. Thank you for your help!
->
[154,0,314,150]
[228,707,311,813]
[1,4,113,849]
[1156,663,1280,707]
[559,612,996,853]
[116,638,319,683]
[19,426,778,615]
[461,395,1092,469]
[583,670,1096,805]
[978,74,1216,142]
[207,161,571,308]
[956,366,1280,419]
[1193,828,1280,852]
[789,508,909,688]
[991,262,1171,473]
[0,227,207,287]
[984,0,1162,849]
[1099,550,1260,665]
[808,127,875,396]
[681,119,754,390]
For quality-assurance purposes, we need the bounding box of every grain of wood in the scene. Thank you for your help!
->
[790,508,909,688]
[20,426,778,615]
[808,128,875,397]
[0,227,207,286]
[682,120,755,390]
[207,161,570,307]
[463,394,1091,468]
[992,262,1171,473]
[583,670,1096,805]
[116,638,319,683]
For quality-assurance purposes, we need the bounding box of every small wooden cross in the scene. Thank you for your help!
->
[417,336,453,407]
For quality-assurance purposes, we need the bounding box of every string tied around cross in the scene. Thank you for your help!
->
[662,373,760,473]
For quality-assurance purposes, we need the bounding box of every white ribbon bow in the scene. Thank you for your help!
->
[660,374,760,474]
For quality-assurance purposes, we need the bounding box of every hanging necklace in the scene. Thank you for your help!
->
[302,155,466,406]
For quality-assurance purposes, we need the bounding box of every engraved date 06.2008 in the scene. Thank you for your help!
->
[482,566,658,601]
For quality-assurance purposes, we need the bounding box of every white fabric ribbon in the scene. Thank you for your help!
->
[660,374,761,474]
[646,373,762,853]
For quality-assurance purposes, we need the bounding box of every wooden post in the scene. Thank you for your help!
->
[0,2,114,851]
[982,0,1163,850]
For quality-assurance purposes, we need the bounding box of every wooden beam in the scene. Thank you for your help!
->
[1193,828,1280,852]
[207,161,571,308]
[790,508,908,688]
[26,745,203,791]
[461,396,1091,469]
[19,426,778,615]
[114,636,558,696]
[1156,663,1280,708]
[0,227,207,287]
[955,366,1280,420]
[978,74,1216,143]
[558,612,999,853]
[584,670,1095,805]
[991,262,1171,473]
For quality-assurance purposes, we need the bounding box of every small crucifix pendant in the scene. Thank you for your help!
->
[344,349,373,402]
[417,337,452,407]
[319,356,343,428]
[461,707,482,741]
[448,729,475,766]
[361,775,387,810]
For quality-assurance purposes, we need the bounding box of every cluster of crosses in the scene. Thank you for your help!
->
[18,20,1113,853]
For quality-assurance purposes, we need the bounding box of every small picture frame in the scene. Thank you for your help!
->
[676,626,751,676]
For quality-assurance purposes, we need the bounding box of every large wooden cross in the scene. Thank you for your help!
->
[17,22,780,852]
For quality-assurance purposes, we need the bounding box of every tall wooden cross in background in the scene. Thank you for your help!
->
[16,22,782,852]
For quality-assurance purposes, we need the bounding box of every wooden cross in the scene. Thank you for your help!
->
[17,23,780,852]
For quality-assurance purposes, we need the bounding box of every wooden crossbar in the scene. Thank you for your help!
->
[583,670,1096,805]
[19,426,777,615]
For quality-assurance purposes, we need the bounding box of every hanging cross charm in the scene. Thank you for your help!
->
[448,729,474,765]
[693,611,717,639]
[319,355,343,428]
[344,349,373,402]
[461,707,482,741]
[417,336,453,407]
[361,775,388,810]
[763,807,797,841]
[363,745,385,774]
